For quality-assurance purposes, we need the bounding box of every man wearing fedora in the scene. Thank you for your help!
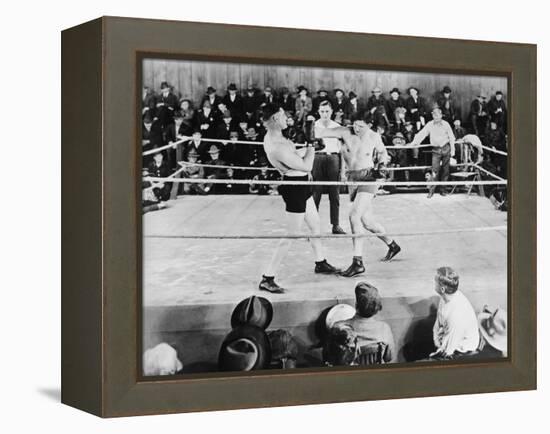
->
[436,85,456,123]
[278,86,295,115]
[295,85,313,128]
[195,99,219,139]
[430,267,480,360]
[477,305,507,357]
[181,148,209,195]
[385,87,405,127]
[366,86,390,128]
[332,88,350,125]
[405,86,427,131]
[487,91,507,132]
[222,83,244,121]
[410,107,456,197]
[147,151,173,202]
[156,81,179,128]
[201,85,222,109]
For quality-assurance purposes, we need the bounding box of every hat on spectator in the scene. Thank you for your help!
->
[264,86,273,92]
[268,329,299,368]
[325,303,356,330]
[227,83,238,91]
[407,86,419,94]
[218,325,271,372]
[372,86,382,93]
[392,133,406,146]
[317,88,328,95]
[208,144,220,154]
[143,112,154,123]
[231,295,273,330]
[349,91,357,99]
[160,81,170,90]
[333,88,344,95]
[187,148,199,158]
[442,85,452,93]
[143,343,183,376]
[223,110,232,119]
[478,305,507,353]
[478,92,487,99]
[281,86,290,94]
[297,85,308,93]
[390,87,400,95]
[495,91,503,96]
[206,86,217,95]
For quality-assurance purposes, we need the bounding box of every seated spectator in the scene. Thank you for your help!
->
[183,130,210,163]
[323,324,359,367]
[386,87,405,127]
[164,110,186,169]
[430,266,480,359]
[142,168,167,214]
[405,86,427,131]
[484,120,507,177]
[222,83,244,120]
[259,85,276,107]
[249,159,273,195]
[278,86,295,115]
[205,144,230,193]
[215,110,238,140]
[156,81,179,128]
[477,305,507,357]
[178,98,195,137]
[332,88,349,125]
[367,87,390,128]
[333,282,396,363]
[244,126,267,167]
[391,132,410,181]
[181,148,209,195]
[142,85,157,117]
[201,85,222,110]
[147,152,173,202]
[402,121,419,166]
[142,111,164,166]
[295,85,312,127]
[282,114,306,144]
[348,91,365,122]
[243,85,260,122]
[195,99,218,139]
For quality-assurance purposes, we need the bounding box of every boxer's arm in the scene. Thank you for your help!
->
[316,126,350,140]
[276,147,315,172]
[374,134,390,165]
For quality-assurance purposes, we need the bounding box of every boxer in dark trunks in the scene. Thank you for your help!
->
[317,119,401,277]
[259,104,340,294]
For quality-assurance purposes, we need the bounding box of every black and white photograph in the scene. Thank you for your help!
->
[141,57,508,376]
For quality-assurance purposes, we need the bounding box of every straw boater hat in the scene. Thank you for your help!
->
[478,306,507,352]
[325,303,356,330]
[218,325,271,371]
[231,296,273,330]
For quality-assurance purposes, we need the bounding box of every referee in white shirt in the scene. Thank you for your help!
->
[312,100,345,234]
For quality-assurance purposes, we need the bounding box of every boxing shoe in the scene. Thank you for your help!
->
[332,225,346,235]
[382,241,401,262]
[259,275,285,294]
[339,258,365,277]
[314,259,341,274]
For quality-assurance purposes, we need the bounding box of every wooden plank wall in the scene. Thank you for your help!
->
[142,59,507,122]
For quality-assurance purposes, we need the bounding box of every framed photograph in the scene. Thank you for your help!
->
[62,17,536,417]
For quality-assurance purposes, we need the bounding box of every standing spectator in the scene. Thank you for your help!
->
[452,119,467,162]
[402,121,419,166]
[366,87,389,128]
[469,93,489,137]
[485,120,507,177]
[313,100,345,234]
[147,152,173,202]
[333,282,397,363]
[164,111,186,169]
[410,107,456,198]
[487,91,507,132]
[295,85,313,127]
[215,110,238,140]
[259,86,276,107]
[195,99,218,139]
[430,267,480,359]
[156,81,179,128]
[436,85,456,123]
[385,88,405,127]
[405,86,427,131]
[222,83,244,121]
[278,86,295,115]
[201,86,222,109]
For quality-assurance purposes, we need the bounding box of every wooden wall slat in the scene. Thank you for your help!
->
[143,59,507,120]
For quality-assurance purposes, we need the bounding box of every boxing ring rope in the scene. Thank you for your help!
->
[145,225,507,240]
[144,176,507,187]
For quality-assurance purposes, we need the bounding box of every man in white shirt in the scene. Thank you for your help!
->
[431,266,480,359]
[410,107,456,198]
[312,100,345,234]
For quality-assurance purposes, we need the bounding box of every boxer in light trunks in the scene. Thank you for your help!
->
[258,104,341,294]
[317,119,401,277]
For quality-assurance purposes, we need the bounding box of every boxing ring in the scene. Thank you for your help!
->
[141,137,508,369]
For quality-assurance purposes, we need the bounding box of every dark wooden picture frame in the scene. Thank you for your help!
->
[61,16,536,417]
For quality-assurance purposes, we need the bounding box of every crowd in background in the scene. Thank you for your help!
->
[142,81,508,206]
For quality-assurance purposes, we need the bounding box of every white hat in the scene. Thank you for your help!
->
[325,304,356,330]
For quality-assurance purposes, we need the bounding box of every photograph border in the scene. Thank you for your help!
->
[61,16,536,417]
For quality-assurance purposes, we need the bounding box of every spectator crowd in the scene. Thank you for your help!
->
[142,81,508,208]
